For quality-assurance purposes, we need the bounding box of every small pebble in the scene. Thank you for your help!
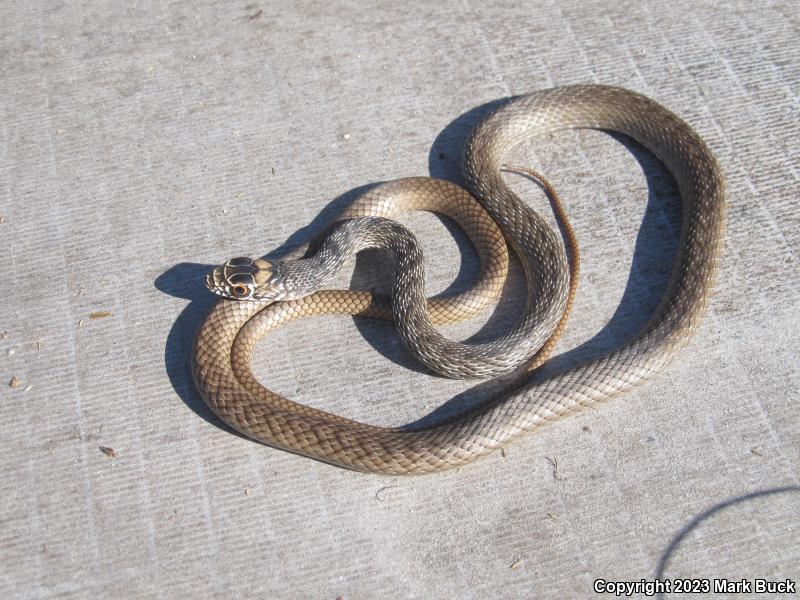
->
[9,377,22,388]
[99,446,117,458]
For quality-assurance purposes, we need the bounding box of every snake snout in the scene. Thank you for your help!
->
[205,266,227,295]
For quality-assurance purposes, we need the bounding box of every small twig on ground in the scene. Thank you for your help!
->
[544,456,561,480]
[374,485,398,502]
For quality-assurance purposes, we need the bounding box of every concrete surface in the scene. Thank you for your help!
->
[1,1,798,598]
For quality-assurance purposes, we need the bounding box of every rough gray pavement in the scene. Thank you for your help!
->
[1,1,798,598]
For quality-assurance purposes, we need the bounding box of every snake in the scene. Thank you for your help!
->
[191,85,726,475]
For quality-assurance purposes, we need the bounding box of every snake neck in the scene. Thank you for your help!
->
[279,216,424,299]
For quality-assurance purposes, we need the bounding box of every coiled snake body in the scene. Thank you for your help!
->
[192,85,726,475]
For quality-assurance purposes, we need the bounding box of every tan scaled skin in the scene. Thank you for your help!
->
[501,165,580,373]
[192,85,725,474]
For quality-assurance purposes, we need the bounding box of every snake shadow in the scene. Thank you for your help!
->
[156,263,241,435]
[653,485,800,598]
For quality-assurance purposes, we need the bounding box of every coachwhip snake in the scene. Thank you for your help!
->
[191,85,726,475]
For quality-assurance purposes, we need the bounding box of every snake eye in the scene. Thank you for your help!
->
[231,284,249,297]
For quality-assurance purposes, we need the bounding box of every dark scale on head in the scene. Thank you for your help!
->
[226,256,253,267]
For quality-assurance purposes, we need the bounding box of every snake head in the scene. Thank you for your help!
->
[205,257,288,302]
